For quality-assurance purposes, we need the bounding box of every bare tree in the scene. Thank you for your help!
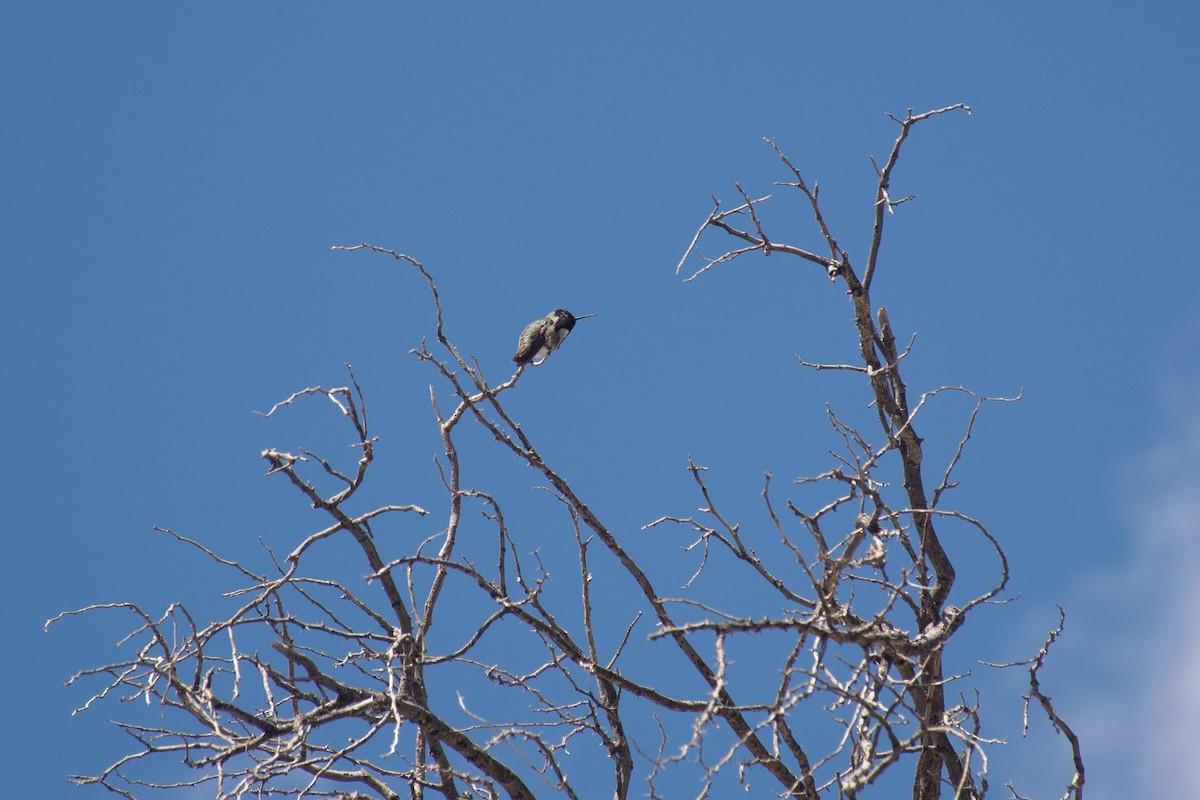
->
[49,104,1083,800]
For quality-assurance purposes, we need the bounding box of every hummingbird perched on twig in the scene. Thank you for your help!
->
[512,309,597,367]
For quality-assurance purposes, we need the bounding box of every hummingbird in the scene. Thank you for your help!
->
[512,309,597,366]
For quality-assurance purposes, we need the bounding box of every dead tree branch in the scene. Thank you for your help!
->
[51,106,1077,800]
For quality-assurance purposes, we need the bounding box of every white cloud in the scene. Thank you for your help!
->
[1066,380,1200,799]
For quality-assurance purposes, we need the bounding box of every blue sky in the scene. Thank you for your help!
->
[3,4,1198,798]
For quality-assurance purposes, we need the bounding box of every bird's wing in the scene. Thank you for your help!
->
[512,321,547,365]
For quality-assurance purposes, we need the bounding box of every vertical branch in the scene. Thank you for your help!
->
[674,104,997,800]
[566,495,634,800]
[1027,610,1085,800]
[862,104,971,291]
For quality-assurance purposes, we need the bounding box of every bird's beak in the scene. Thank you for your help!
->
[575,313,598,320]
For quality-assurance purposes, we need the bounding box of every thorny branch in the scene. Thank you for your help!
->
[50,105,1079,800]
[665,102,1078,800]
[986,609,1084,800]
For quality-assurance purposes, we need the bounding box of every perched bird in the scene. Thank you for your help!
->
[512,309,597,366]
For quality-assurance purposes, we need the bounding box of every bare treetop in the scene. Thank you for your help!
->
[49,104,1081,800]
